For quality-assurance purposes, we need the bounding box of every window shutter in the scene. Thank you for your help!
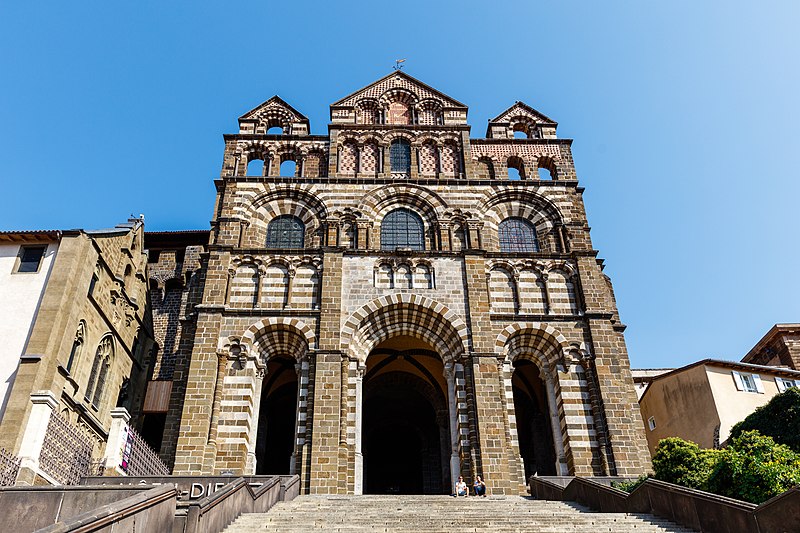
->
[777,378,786,393]
[732,371,744,391]
[753,374,764,393]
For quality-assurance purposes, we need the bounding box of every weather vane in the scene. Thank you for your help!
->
[393,58,406,71]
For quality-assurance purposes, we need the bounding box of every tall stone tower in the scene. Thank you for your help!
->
[164,72,650,495]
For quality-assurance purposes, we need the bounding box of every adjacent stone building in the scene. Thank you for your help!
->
[0,219,155,484]
[140,72,650,495]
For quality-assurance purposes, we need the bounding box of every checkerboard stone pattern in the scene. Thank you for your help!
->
[164,72,650,496]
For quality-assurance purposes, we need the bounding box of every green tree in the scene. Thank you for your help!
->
[730,387,800,452]
[706,430,800,504]
[651,437,722,489]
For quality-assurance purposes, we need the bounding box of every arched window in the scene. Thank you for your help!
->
[280,159,296,177]
[507,156,526,180]
[266,215,305,248]
[85,335,114,409]
[381,208,424,250]
[499,218,539,253]
[390,140,411,174]
[246,159,265,176]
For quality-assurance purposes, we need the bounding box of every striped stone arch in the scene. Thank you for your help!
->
[241,317,316,364]
[359,183,448,222]
[381,130,417,144]
[480,189,565,252]
[238,186,329,247]
[341,294,469,364]
[379,87,419,107]
[495,322,571,372]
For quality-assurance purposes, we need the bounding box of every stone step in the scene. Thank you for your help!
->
[222,495,694,533]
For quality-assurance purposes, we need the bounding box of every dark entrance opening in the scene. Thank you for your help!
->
[512,359,556,477]
[363,336,450,494]
[256,357,298,474]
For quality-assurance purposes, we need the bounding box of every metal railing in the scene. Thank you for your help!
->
[0,447,20,486]
[39,412,93,485]
[123,425,170,477]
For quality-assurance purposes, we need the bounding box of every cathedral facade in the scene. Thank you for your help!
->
[144,72,650,495]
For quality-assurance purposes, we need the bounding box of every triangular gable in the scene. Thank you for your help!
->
[331,71,468,109]
[239,96,309,123]
[490,101,557,125]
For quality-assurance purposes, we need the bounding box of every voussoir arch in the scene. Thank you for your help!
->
[242,317,317,353]
[358,183,449,222]
[495,322,571,371]
[341,294,469,364]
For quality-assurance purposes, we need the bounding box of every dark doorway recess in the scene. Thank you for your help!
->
[512,359,556,477]
[256,357,298,475]
[363,343,450,494]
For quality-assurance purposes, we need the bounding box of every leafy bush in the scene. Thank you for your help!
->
[651,437,722,489]
[706,430,800,504]
[612,474,649,493]
[730,387,800,452]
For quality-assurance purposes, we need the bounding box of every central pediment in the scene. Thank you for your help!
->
[331,71,468,110]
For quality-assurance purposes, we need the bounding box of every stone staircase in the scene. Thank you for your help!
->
[222,494,695,532]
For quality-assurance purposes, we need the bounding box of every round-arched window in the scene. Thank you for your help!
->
[381,208,424,250]
[499,217,539,253]
[267,215,305,248]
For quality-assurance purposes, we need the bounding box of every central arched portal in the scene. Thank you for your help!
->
[362,336,451,494]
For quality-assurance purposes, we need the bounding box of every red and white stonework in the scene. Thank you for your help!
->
[148,72,650,496]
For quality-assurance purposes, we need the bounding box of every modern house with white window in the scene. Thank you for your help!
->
[638,358,800,455]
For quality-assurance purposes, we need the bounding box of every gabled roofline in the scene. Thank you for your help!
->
[639,358,800,403]
[742,323,800,363]
[489,101,558,125]
[238,95,310,122]
[330,71,468,109]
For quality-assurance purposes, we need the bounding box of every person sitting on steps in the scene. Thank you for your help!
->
[455,476,468,497]
[473,475,486,497]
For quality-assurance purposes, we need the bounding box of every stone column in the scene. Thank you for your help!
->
[444,363,460,491]
[541,272,552,314]
[353,363,366,495]
[245,367,265,475]
[439,221,452,251]
[238,220,249,248]
[356,221,371,250]
[326,220,340,247]
[203,354,228,472]
[284,267,295,309]
[290,357,309,475]
[15,391,58,485]
[544,374,569,475]
[466,221,483,250]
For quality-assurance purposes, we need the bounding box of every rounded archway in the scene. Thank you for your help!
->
[363,336,450,494]
[255,356,298,474]
[512,359,556,477]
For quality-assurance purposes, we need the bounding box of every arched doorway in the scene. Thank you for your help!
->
[512,359,556,476]
[362,336,450,494]
[255,356,298,474]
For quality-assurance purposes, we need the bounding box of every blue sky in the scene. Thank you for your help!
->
[1,1,798,369]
